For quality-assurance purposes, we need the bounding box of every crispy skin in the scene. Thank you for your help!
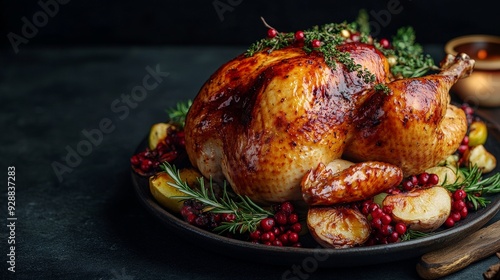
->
[307,206,371,248]
[301,161,403,205]
[185,42,473,203]
[185,44,389,203]
[344,54,472,176]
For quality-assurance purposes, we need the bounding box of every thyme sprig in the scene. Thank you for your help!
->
[160,162,273,234]
[245,11,438,82]
[246,17,376,84]
[166,100,192,128]
[443,165,500,210]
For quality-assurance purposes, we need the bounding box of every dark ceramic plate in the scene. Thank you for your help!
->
[131,113,500,267]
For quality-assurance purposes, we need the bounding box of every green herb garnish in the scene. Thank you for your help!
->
[160,162,273,234]
[443,165,500,210]
[166,100,192,128]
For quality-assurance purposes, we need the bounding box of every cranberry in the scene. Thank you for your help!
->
[368,202,379,213]
[395,222,407,235]
[222,213,236,222]
[260,218,275,232]
[445,217,455,227]
[371,217,382,229]
[458,144,469,154]
[418,172,430,185]
[294,31,305,41]
[402,179,413,191]
[450,211,462,222]
[388,232,399,243]
[460,206,468,218]
[267,28,278,38]
[288,213,299,224]
[279,233,289,245]
[428,174,439,185]
[461,136,469,146]
[280,201,294,214]
[274,211,288,225]
[272,240,283,246]
[381,214,392,225]
[410,175,419,186]
[288,232,299,243]
[453,200,466,211]
[381,224,394,236]
[291,222,302,233]
[311,39,322,48]
[380,38,391,49]
[350,32,360,42]
[453,189,467,201]
[130,155,140,166]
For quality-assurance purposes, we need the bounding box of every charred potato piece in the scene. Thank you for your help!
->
[382,186,451,232]
[468,145,497,173]
[149,168,203,213]
[307,206,371,249]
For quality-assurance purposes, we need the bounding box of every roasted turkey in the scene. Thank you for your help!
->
[184,42,474,204]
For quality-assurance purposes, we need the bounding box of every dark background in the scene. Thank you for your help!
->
[1,0,499,50]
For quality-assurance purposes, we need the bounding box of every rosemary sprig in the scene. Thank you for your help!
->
[166,100,192,128]
[443,165,500,210]
[160,162,273,234]
[400,229,429,241]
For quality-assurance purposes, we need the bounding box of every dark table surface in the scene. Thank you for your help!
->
[1,45,499,280]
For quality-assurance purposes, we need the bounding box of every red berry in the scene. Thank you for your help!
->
[130,155,140,166]
[222,213,236,222]
[450,211,462,222]
[380,38,391,49]
[453,189,467,201]
[453,200,466,211]
[395,222,407,235]
[381,224,393,236]
[280,201,294,214]
[402,180,413,191]
[294,31,305,41]
[460,206,468,218]
[291,222,302,233]
[288,232,299,243]
[428,174,439,185]
[461,136,469,146]
[279,233,289,245]
[267,28,278,38]
[458,144,468,154]
[368,202,379,213]
[311,39,322,48]
[418,172,430,185]
[350,32,360,42]
[249,230,261,241]
[288,213,299,224]
[371,217,382,229]
[445,217,455,227]
[381,214,392,225]
[371,208,383,219]
[272,239,283,246]
[410,175,419,186]
[274,211,288,225]
[260,218,275,232]
[388,232,399,243]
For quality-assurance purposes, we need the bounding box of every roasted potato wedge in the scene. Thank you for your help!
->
[149,168,203,213]
[382,186,451,232]
[307,206,371,249]
[148,123,173,150]
[468,145,497,173]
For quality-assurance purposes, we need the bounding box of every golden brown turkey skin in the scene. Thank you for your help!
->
[343,54,472,176]
[185,43,389,203]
